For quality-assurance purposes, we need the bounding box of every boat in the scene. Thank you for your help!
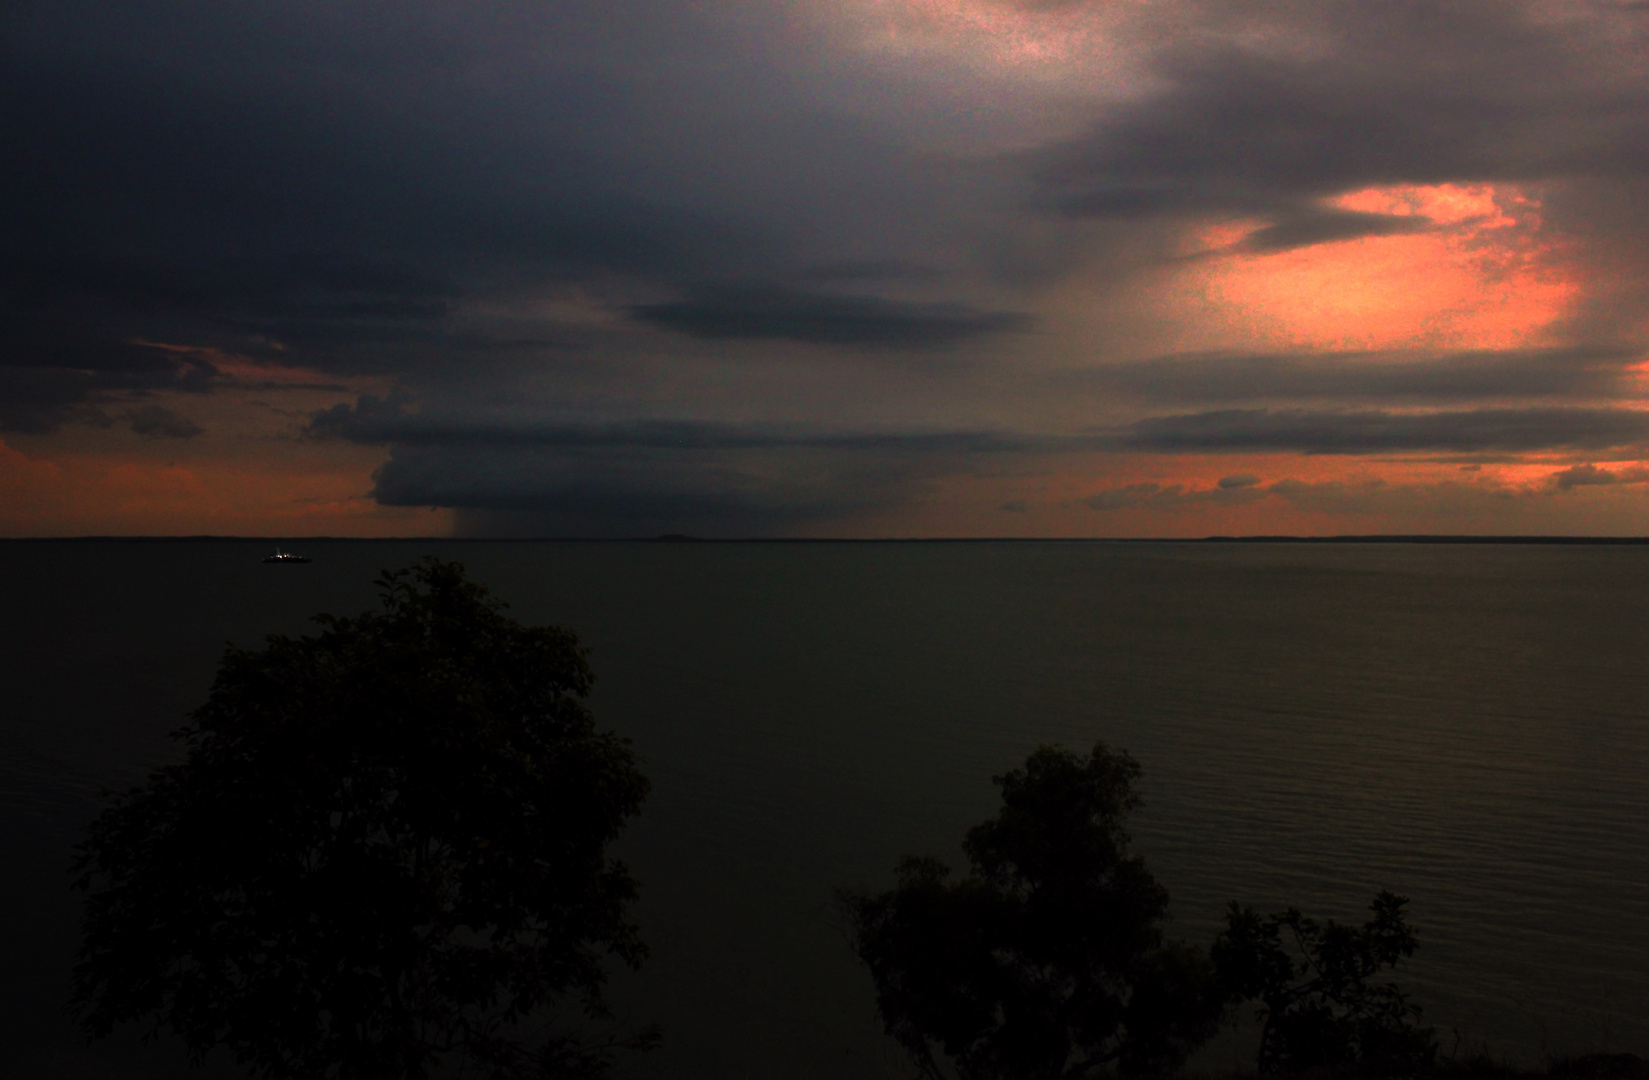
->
[263,548,312,564]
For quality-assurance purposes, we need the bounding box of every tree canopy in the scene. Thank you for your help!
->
[70,558,655,1080]
[841,743,1223,1080]
[1213,891,1437,1075]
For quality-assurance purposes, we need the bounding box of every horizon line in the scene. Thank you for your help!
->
[7,534,1649,545]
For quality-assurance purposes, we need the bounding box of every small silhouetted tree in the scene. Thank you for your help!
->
[841,743,1223,1080]
[69,559,656,1080]
[1213,890,1436,1075]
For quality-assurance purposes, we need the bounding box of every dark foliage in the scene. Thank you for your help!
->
[1438,1054,1649,1080]
[1547,1056,1649,1080]
[841,743,1223,1080]
[1214,891,1436,1075]
[69,559,656,1080]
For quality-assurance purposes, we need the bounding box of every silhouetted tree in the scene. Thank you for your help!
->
[70,558,656,1080]
[1213,890,1436,1075]
[841,743,1223,1080]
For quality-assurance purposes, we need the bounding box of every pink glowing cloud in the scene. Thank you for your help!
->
[1162,184,1579,353]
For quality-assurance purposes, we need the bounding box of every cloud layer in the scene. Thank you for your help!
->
[6,0,1649,534]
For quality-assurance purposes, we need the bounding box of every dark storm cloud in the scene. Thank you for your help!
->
[628,285,1032,348]
[0,324,219,433]
[310,395,1042,454]
[798,260,943,284]
[0,255,454,328]
[308,393,414,445]
[1552,463,1618,489]
[1122,406,1649,454]
[0,369,103,435]
[1238,209,1432,253]
[312,389,1649,533]
[371,442,940,538]
[0,253,459,376]
[0,0,1019,436]
[125,404,203,440]
[1083,480,1265,511]
[1032,3,1649,223]
[1090,345,1643,404]
[321,393,1064,535]
[1,5,760,287]
[1549,462,1649,490]
[0,117,733,368]
[0,0,811,426]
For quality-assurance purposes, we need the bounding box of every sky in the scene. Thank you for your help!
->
[7,0,1649,537]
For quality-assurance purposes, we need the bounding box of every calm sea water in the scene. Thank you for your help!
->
[3,540,1647,1078]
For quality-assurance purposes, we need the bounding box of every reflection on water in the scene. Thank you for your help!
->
[2,540,1646,1077]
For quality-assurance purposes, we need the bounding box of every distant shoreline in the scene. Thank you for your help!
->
[9,534,1649,545]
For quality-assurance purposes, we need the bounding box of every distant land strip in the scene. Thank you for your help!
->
[9,535,1649,545]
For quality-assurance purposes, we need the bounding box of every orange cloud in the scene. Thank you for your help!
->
[0,438,452,537]
[1167,184,1579,353]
